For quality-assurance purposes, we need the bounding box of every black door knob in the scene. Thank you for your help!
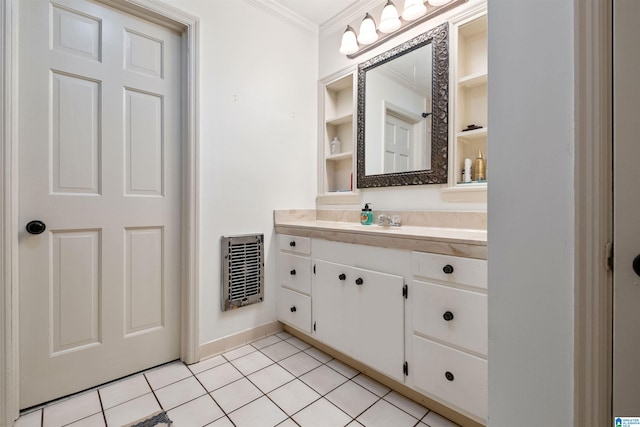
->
[355,277,364,285]
[290,306,297,312]
[443,264,454,274]
[633,255,640,277]
[445,371,455,381]
[338,273,346,281]
[289,241,296,247]
[443,311,454,321]
[290,269,296,276]
[26,220,46,235]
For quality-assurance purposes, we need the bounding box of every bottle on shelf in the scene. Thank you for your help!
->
[330,136,342,155]
[473,150,486,181]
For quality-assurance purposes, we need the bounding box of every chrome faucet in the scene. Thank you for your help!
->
[378,214,401,227]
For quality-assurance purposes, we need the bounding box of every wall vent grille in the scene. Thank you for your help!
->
[221,234,264,311]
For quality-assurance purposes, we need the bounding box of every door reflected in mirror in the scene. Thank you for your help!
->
[357,23,448,188]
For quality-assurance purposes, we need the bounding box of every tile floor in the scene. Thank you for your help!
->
[14,332,460,427]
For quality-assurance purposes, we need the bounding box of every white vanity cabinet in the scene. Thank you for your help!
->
[275,232,488,425]
[409,252,488,421]
[277,234,312,334]
[313,259,405,381]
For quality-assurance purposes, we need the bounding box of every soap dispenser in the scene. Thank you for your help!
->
[361,203,373,225]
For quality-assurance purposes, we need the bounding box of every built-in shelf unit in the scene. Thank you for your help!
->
[445,8,488,201]
[318,70,359,204]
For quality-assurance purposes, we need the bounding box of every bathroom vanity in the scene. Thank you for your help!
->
[274,210,487,426]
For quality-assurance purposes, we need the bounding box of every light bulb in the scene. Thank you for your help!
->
[357,13,378,45]
[428,0,453,5]
[379,0,401,33]
[402,0,427,21]
[339,26,359,55]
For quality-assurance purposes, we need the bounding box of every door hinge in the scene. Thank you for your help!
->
[606,241,613,272]
[402,284,408,299]
[313,264,316,274]
[313,321,316,332]
[403,361,408,376]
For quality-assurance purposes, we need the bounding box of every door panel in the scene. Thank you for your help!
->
[613,0,640,416]
[18,0,182,408]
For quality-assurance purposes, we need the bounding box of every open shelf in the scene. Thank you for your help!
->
[457,127,487,142]
[459,71,487,88]
[326,112,353,126]
[326,151,353,162]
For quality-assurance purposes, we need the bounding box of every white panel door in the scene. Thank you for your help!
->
[383,114,413,173]
[613,0,640,417]
[18,0,182,408]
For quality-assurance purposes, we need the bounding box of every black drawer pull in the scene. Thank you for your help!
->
[445,371,454,381]
[443,311,454,321]
[338,273,346,281]
[289,241,296,247]
[290,269,296,276]
[290,306,297,312]
[443,264,454,274]
[355,277,364,285]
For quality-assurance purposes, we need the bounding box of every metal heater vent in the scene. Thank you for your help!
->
[221,234,264,311]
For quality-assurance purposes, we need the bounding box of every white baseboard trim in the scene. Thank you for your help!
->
[198,321,283,361]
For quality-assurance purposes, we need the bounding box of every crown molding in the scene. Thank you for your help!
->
[244,0,319,35]
[320,0,384,38]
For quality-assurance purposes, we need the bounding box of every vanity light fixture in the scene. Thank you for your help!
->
[358,13,379,45]
[339,25,359,55]
[402,0,427,21]
[339,0,467,58]
[379,1,401,33]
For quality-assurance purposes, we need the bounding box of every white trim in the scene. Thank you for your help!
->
[0,0,200,419]
[1,0,19,423]
[244,0,319,35]
[574,0,612,426]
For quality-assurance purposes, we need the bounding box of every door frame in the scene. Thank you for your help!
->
[574,0,613,426]
[0,0,200,423]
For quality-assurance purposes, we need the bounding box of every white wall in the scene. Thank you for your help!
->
[318,0,487,211]
[165,0,318,345]
[487,0,575,425]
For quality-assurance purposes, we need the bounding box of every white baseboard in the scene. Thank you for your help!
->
[197,321,283,361]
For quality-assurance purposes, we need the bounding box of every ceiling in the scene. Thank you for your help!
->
[272,0,362,26]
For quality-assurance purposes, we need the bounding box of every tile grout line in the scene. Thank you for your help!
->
[96,389,108,427]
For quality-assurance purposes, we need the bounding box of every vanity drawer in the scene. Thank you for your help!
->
[278,288,311,334]
[278,253,312,295]
[412,252,487,290]
[278,234,311,255]
[413,336,487,421]
[412,280,487,355]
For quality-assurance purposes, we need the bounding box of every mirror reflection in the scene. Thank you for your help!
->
[364,44,432,175]
[357,23,449,188]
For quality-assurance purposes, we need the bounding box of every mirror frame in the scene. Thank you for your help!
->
[357,22,449,188]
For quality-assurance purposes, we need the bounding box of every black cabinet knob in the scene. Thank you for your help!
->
[633,255,640,277]
[290,306,297,312]
[443,264,454,274]
[26,220,46,235]
[445,371,454,381]
[338,273,346,281]
[289,241,296,247]
[355,277,364,285]
[443,311,454,321]
[290,269,296,276]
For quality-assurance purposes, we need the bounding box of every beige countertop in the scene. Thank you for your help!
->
[274,213,487,260]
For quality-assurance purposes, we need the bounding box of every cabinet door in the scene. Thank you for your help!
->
[313,260,352,355]
[314,260,405,381]
[350,265,405,381]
